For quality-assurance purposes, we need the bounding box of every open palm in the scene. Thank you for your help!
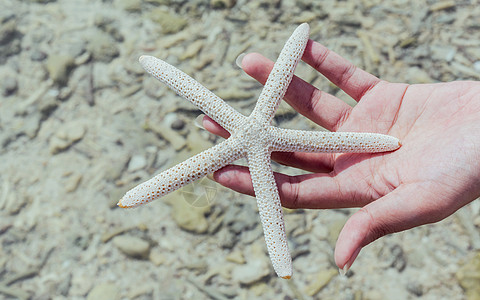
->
[203,39,480,272]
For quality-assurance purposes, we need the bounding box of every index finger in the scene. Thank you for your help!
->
[240,53,352,132]
[303,40,381,102]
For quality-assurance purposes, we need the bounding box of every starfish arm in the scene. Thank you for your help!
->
[118,138,245,208]
[269,127,401,153]
[139,55,246,133]
[247,145,292,279]
[251,23,310,124]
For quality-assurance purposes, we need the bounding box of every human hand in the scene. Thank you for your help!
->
[202,39,480,272]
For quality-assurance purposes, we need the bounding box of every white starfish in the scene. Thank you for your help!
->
[118,23,401,279]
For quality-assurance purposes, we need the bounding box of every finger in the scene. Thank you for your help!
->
[303,40,381,102]
[240,53,352,132]
[334,183,449,271]
[271,151,334,173]
[202,115,230,139]
[214,159,378,209]
[213,165,255,197]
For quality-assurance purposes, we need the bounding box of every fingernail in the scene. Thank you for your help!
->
[235,53,246,69]
[338,247,361,276]
[194,114,205,129]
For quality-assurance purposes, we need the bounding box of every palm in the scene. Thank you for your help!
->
[335,80,480,212]
[205,41,480,270]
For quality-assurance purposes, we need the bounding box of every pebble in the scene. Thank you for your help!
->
[149,120,187,151]
[231,243,271,285]
[127,154,147,172]
[430,45,456,62]
[149,248,166,266]
[86,283,119,300]
[87,31,120,63]
[0,16,21,63]
[473,61,480,73]
[49,121,86,154]
[406,281,423,297]
[231,257,270,285]
[46,54,75,85]
[326,217,346,247]
[170,118,185,130]
[456,251,480,300]
[30,49,47,61]
[112,235,151,258]
[93,15,124,42]
[114,0,142,12]
[65,174,83,193]
[180,39,204,61]
[406,67,433,83]
[1,76,17,96]
[304,269,338,296]
[149,9,188,34]
[166,195,210,234]
[210,0,236,9]
[0,17,17,45]
[378,243,407,272]
[226,249,246,264]
[216,228,237,249]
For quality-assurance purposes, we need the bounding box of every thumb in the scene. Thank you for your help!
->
[334,184,441,273]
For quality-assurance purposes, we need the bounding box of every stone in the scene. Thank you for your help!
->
[46,54,75,85]
[210,0,236,9]
[231,257,270,285]
[430,45,456,62]
[30,49,47,61]
[232,244,271,285]
[148,9,187,34]
[149,248,166,266]
[456,251,480,300]
[49,121,87,153]
[0,18,17,45]
[406,281,423,297]
[49,121,86,154]
[0,16,21,63]
[86,283,119,300]
[180,40,204,61]
[326,218,346,247]
[148,115,187,150]
[170,118,185,131]
[127,154,147,172]
[166,196,210,233]
[87,31,120,63]
[1,76,17,96]
[93,15,123,42]
[22,113,41,138]
[114,0,142,12]
[406,67,433,83]
[226,250,246,264]
[304,269,337,296]
[473,61,480,73]
[65,174,82,193]
[112,235,150,258]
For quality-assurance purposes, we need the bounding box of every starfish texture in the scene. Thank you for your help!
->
[118,23,401,279]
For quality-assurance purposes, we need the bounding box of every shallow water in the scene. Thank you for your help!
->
[0,0,479,299]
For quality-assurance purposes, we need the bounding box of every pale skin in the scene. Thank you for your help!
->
[203,39,480,272]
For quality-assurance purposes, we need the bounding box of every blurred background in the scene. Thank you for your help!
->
[0,0,479,299]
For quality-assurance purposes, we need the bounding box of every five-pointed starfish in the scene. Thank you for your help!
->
[118,23,401,279]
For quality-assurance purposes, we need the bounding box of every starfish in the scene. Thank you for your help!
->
[118,23,401,279]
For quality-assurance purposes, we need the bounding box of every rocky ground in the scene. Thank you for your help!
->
[1,0,480,299]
